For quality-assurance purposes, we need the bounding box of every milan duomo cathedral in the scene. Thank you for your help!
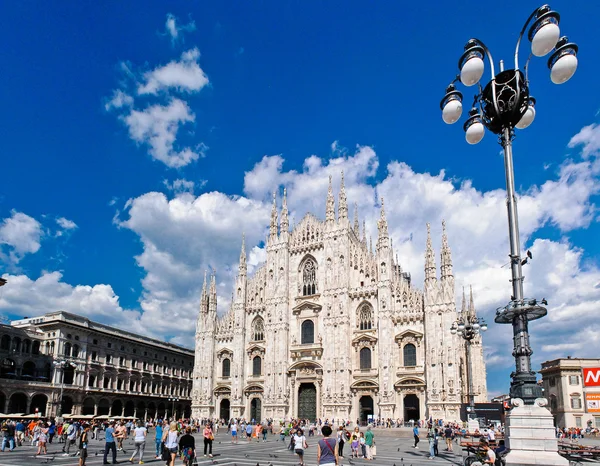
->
[192,175,487,423]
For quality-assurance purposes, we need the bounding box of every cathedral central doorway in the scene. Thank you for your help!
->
[250,398,261,422]
[297,383,317,421]
[359,395,374,425]
[404,394,420,422]
[220,399,230,421]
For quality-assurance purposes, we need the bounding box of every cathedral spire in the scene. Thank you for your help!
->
[326,175,335,224]
[353,203,360,236]
[425,223,437,283]
[377,197,389,243]
[270,191,278,238]
[209,270,217,313]
[239,233,247,275]
[280,188,289,233]
[440,219,453,279]
[362,220,367,245]
[369,236,373,255]
[200,270,209,314]
[468,285,476,318]
[338,171,348,221]
[461,286,467,314]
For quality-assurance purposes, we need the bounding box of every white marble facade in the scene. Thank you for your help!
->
[192,175,487,423]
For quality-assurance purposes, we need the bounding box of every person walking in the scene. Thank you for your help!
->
[203,423,214,457]
[36,421,49,456]
[427,424,436,460]
[103,421,118,465]
[179,427,196,466]
[116,422,127,453]
[444,424,454,452]
[316,425,338,466]
[365,425,374,460]
[231,421,238,444]
[412,424,420,449]
[154,420,165,459]
[162,422,179,466]
[78,424,90,466]
[129,420,147,464]
[337,426,346,459]
[293,428,308,466]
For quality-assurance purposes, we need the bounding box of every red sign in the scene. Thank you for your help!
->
[583,368,600,387]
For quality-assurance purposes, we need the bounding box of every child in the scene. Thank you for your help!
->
[359,432,366,458]
[350,430,359,458]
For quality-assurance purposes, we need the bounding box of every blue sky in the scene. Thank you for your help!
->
[1,1,600,398]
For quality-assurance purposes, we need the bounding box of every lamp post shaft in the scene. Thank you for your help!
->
[501,127,537,401]
[465,338,476,419]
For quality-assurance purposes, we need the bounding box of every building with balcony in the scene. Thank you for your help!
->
[541,357,600,429]
[0,311,194,419]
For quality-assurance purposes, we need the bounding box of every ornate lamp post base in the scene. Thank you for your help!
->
[504,398,567,466]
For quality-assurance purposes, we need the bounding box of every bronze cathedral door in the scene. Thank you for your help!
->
[297,383,317,421]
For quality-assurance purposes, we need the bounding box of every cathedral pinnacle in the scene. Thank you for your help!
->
[326,175,335,224]
[425,223,437,282]
[270,191,278,237]
[338,171,348,221]
[280,188,289,233]
[377,197,389,242]
[239,233,247,275]
[209,270,217,313]
[440,219,453,279]
[362,220,367,245]
[469,285,476,318]
[200,270,209,314]
[461,286,467,314]
[353,203,360,236]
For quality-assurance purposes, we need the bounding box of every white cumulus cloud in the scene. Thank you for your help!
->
[138,48,209,96]
[0,211,43,264]
[123,99,204,168]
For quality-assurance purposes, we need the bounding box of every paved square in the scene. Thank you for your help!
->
[0,428,469,466]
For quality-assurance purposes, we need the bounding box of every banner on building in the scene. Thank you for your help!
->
[583,368,600,387]
[586,393,600,413]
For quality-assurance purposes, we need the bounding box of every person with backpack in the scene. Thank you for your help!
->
[317,425,338,466]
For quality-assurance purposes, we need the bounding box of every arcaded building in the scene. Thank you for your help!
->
[1,311,194,419]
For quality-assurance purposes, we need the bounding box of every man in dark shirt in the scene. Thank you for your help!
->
[103,421,117,465]
[1,422,15,452]
[444,425,454,452]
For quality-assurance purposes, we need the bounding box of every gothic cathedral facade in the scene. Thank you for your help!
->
[192,175,487,423]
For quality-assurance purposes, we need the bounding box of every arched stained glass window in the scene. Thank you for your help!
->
[357,304,373,330]
[252,356,262,376]
[302,258,317,296]
[301,320,314,344]
[360,347,372,369]
[222,358,231,377]
[252,318,264,341]
[403,343,417,367]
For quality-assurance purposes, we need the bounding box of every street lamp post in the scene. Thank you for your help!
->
[168,396,179,420]
[440,5,577,464]
[53,359,68,418]
[451,316,487,423]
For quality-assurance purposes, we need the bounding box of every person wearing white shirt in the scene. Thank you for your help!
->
[293,428,308,466]
[129,420,147,464]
